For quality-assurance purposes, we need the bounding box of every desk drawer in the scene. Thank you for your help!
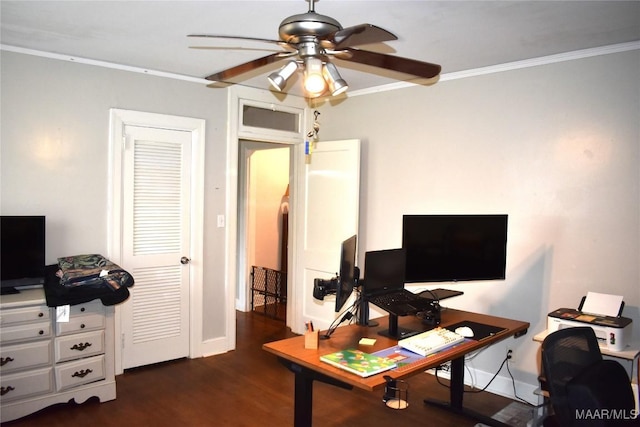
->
[55,330,105,363]
[55,354,105,391]
[0,340,53,373]
[0,367,54,402]
[0,321,52,344]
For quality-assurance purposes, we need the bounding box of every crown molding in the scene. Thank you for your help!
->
[2,41,638,95]
[348,41,640,97]
[0,44,211,85]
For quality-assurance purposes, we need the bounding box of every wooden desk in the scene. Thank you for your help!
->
[263,308,529,427]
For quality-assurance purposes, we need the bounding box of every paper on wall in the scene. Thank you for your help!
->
[581,292,623,317]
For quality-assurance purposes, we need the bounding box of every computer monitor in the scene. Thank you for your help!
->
[334,234,358,312]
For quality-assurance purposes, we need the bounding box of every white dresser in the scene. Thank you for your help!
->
[0,288,116,422]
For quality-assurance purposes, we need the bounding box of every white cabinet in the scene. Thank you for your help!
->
[0,288,116,422]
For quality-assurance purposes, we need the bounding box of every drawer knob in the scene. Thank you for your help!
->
[38,312,44,317]
[80,324,86,329]
[1,386,15,396]
[1,356,15,366]
[38,330,44,335]
[70,342,92,351]
[72,369,93,378]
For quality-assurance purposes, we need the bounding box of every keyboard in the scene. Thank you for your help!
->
[369,291,417,306]
[398,327,465,357]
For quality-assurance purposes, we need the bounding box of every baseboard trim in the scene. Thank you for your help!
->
[426,366,540,406]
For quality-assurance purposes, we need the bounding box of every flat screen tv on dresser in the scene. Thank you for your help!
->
[1,216,117,422]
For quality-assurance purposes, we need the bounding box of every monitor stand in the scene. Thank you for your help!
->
[377,313,420,340]
[356,293,379,327]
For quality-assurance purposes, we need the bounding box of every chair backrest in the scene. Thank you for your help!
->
[566,359,636,426]
[541,327,603,425]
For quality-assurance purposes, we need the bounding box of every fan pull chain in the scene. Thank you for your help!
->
[305,110,321,164]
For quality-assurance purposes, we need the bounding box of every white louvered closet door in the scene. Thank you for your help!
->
[121,125,192,369]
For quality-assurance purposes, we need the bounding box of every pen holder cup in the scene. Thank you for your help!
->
[304,330,319,349]
[383,377,409,410]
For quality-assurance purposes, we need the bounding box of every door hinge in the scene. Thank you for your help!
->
[121,333,125,349]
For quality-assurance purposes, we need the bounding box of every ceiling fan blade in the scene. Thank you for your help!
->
[340,48,441,79]
[188,34,284,45]
[205,53,286,82]
[190,46,285,54]
[330,24,397,49]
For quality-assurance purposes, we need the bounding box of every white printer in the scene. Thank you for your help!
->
[547,293,632,352]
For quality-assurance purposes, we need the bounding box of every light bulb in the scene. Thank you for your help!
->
[304,57,326,97]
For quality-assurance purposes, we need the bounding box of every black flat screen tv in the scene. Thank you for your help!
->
[402,214,508,283]
[1,215,46,294]
[334,234,357,312]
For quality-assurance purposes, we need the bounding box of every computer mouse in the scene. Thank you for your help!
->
[455,326,474,338]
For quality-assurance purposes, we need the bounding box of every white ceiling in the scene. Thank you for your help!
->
[1,1,639,97]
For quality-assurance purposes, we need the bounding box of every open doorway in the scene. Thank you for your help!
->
[237,141,291,323]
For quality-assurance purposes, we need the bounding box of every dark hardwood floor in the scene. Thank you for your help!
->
[3,311,521,426]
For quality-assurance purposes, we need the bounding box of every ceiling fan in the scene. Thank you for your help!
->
[189,0,441,98]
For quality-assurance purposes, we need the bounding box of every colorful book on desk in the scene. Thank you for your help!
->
[320,349,397,377]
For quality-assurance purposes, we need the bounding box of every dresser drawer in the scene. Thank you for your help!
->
[55,330,105,363]
[68,301,105,317]
[56,313,105,336]
[0,321,52,344]
[0,305,50,326]
[55,354,105,391]
[0,367,54,402]
[0,340,53,373]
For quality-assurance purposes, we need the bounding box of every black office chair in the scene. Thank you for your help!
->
[541,327,636,427]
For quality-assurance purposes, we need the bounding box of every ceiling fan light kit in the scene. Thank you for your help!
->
[268,60,299,91]
[190,0,441,99]
[323,62,348,96]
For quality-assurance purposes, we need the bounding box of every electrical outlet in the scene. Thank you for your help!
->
[507,348,515,363]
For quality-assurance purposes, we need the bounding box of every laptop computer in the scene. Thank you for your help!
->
[363,248,434,316]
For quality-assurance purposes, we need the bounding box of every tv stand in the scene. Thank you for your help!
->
[0,288,115,422]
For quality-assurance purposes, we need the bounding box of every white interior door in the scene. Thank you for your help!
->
[120,125,191,369]
[292,139,361,334]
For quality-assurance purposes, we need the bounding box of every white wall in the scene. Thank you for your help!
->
[0,51,229,342]
[249,147,289,271]
[316,50,640,398]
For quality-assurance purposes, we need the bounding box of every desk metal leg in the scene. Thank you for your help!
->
[450,356,464,409]
[293,369,314,427]
[424,356,511,427]
[279,358,353,427]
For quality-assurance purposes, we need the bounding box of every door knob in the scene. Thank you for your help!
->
[181,256,190,265]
